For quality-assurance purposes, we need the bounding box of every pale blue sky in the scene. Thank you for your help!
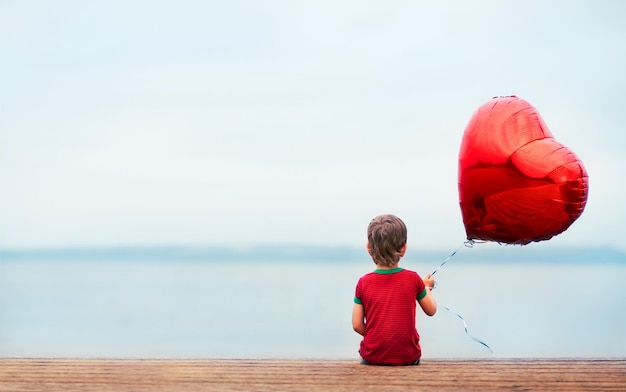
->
[1,1,625,250]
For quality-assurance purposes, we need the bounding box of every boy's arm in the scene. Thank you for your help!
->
[418,289,437,316]
[352,303,365,336]
[418,273,437,316]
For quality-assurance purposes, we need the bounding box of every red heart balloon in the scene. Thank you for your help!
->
[458,96,589,245]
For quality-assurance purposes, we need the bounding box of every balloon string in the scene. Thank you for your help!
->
[430,239,495,358]
[441,303,496,358]
[431,240,473,277]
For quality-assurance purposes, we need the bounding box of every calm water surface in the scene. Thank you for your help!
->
[1,257,624,358]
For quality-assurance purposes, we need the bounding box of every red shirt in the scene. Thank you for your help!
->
[354,268,427,365]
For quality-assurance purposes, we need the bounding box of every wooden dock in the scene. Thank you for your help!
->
[1,358,624,391]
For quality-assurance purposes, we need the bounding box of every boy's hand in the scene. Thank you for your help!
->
[423,273,435,289]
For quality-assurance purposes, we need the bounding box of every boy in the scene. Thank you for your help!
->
[352,214,437,365]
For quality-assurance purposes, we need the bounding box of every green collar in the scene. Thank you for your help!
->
[374,267,404,274]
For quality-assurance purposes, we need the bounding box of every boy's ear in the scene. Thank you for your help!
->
[366,242,372,255]
[399,244,407,257]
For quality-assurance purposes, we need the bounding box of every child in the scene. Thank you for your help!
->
[352,214,437,365]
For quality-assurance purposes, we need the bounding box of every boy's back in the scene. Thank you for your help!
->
[355,268,426,365]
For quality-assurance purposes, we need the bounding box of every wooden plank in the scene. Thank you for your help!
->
[0,358,624,391]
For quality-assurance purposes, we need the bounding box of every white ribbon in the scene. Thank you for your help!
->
[430,240,496,358]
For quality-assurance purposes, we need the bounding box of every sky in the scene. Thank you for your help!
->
[1,1,625,251]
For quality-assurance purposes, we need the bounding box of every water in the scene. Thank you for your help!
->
[1,255,625,359]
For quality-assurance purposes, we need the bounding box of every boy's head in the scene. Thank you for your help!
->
[366,214,407,267]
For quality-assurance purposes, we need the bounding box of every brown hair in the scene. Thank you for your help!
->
[367,214,407,267]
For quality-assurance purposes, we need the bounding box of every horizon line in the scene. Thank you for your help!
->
[1,243,624,263]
